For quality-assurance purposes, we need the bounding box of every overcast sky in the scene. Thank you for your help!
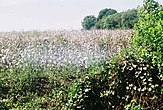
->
[0,0,163,31]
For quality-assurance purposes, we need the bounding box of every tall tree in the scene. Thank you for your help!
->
[82,15,96,30]
[104,12,122,29]
[121,9,138,29]
[97,8,117,20]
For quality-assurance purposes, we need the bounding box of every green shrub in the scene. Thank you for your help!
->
[133,0,163,79]
[68,55,162,109]
[0,62,102,109]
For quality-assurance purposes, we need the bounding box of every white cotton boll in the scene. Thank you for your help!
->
[148,88,152,92]
[148,78,152,82]
[133,86,137,90]
[126,87,129,90]
[129,84,133,87]
[2,56,6,64]
[155,84,159,87]
[0,30,132,67]
[138,88,141,92]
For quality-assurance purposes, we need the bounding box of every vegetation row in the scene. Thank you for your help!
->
[82,8,138,30]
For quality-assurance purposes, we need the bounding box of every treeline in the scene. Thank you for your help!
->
[82,8,138,30]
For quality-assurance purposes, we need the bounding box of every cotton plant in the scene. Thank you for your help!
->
[0,30,133,68]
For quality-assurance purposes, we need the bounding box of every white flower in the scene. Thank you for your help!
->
[85,88,90,92]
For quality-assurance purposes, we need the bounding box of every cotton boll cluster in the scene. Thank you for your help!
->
[0,30,133,68]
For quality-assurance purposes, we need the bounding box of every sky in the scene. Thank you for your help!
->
[0,0,163,31]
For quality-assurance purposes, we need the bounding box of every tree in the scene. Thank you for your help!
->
[97,8,117,20]
[82,8,138,30]
[121,9,138,29]
[94,8,117,29]
[94,19,105,29]
[82,15,96,30]
[104,13,122,29]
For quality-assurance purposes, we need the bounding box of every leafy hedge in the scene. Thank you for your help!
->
[134,0,163,79]
[68,56,162,110]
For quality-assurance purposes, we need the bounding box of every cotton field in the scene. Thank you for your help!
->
[0,29,133,68]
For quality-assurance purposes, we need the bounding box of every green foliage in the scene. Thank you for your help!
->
[95,20,105,29]
[0,61,109,109]
[68,55,163,109]
[82,15,96,30]
[97,8,117,20]
[0,65,55,109]
[104,12,123,29]
[103,9,138,29]
[82,8,138,30]
[124,99,143,110]
[122,9,138,29]
[133,0,163,79]
[0,64,82,109]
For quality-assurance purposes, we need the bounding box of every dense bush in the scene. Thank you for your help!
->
[133,0,163,79]
[68,56,162,110]
[0,65,54,109]
[0,64,85,109]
